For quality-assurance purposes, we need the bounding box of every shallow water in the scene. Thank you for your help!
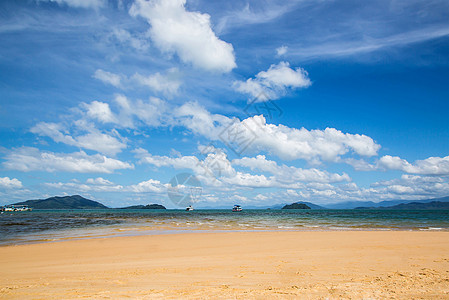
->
[1,209,449,245]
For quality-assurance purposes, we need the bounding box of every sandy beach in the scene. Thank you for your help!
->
[1,231,449,299]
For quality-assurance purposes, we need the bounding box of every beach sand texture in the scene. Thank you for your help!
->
[1,231,449,299]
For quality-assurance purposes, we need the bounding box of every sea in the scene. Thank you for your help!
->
[1,209,449,246]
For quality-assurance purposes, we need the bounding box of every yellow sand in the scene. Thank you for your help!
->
[1,231,449,299]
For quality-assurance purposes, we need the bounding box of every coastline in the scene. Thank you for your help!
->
[2,208,449,246]
[1,231,448,298]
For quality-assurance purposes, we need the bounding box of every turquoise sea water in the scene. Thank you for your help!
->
[1,209,449,245]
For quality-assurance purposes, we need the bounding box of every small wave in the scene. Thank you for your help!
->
[328,226,353,230]
[419,227,443,231]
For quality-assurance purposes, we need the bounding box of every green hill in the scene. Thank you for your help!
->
[13,195,108,209]
[387,201,449,210]
[282,203,311,209]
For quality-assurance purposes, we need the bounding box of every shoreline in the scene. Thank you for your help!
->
[2,225,448,247]
[1,230,448,298]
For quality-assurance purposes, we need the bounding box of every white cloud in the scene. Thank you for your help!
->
[222,172,273,188]
[346,155,449,175]
[134,147,235,182]
[31,96,168,157]
[93,69,121,88]
[174,101,230,138]
[241,115,380,161]
[45,177,167,195]
[46,178,124,192]
[31,121,126,156]
[114,95,169,128]
[127,179,167,193]
[31,122,76,145]
[233,155,350,183]
[111,28,150,51]
[135,145,449,202]
[86,177,115,185]
[0,177,23,189]
[288,26,449,60]
[175,103,380,163]
[129,0,236,73]
[132,68,182,95]
[136,147,350,190]
[344,158,378,171]
[234,62,311,100]
[76,131,126,156]
[371,174,449,198]
[83,101,117,123]
[216,2,300,34]
[276,45,288,56]
[32,99,380,164]
[40,0,105,9]
[378,155,449,175]
[3,147,133,173]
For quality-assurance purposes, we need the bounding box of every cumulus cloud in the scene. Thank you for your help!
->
[85,177,115,185]
[83,101,117,124]
[127,179,167,193]
[222,172,273,188]
[31,121,126,156]
[372,174,449,197]
[175,103,380,163]
[233,155,350,183]
[31,96,169,156]
[3,147,133,173]
[263,173,449,205]
[129,0,236,72]
[132,68,182,95]
[378,155,449,175]
[45,177,167,194]
[0,177,23,189]
[134,147,235,182]
[82,95,169,128]
[345,155,449,175]
[93,69,121,87]
[344,158,378,171]
[135,147,351,189]
[31,99,380,164]
[234,62,311,101]
[40,0,105,9]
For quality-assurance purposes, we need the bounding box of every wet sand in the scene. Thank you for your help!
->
[1,231,449,299]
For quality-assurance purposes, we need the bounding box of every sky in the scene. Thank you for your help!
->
[0,0,448,208]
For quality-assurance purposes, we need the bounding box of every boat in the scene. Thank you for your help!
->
[1,205,32,212]
[232,205,242,212]
[186,205,194,211]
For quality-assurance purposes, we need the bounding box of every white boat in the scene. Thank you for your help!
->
[1,205,32,212]
[232,205,242,212]
[186,205,194,211]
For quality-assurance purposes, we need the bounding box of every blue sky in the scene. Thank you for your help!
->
[1,0,448,208]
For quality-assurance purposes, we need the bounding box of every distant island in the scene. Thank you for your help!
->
[120,204,166,209]
[326,196,449,209]
[282,203,311,209]
[355,201,449,210]
[11,195,166,210]
[13,195,108,209]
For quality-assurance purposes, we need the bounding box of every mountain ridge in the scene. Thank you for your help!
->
[13,195,108,209]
